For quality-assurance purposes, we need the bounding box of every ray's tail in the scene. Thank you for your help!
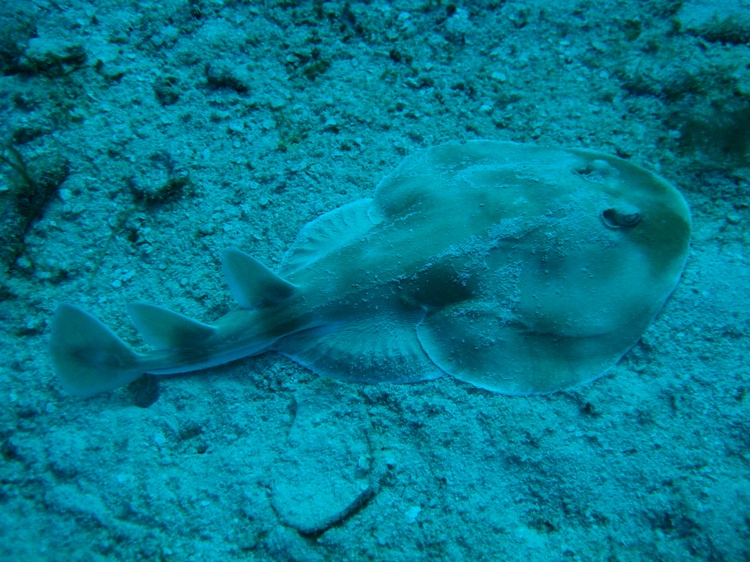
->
[49,249,300,397]
[50,304,143,397]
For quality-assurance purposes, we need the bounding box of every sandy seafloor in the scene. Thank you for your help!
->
[0,0,749,560]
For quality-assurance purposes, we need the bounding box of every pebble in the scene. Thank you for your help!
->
[199,223,216,235]
[404,505,421,523]
[16,255,32,269]
[726,212,741,225]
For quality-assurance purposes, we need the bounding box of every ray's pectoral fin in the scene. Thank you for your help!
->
[417,303,639,395]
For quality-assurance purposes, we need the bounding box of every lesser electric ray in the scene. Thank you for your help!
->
[50,140,691,397]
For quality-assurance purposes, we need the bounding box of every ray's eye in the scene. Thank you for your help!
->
[601,208,642,229]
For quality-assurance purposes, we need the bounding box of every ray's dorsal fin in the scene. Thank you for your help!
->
[222,248,298,309]
[127,302,216,349]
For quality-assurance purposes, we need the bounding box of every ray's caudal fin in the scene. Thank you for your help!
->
[50,304,143,397]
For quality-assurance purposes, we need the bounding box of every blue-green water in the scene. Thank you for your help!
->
[1,0,748,560]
